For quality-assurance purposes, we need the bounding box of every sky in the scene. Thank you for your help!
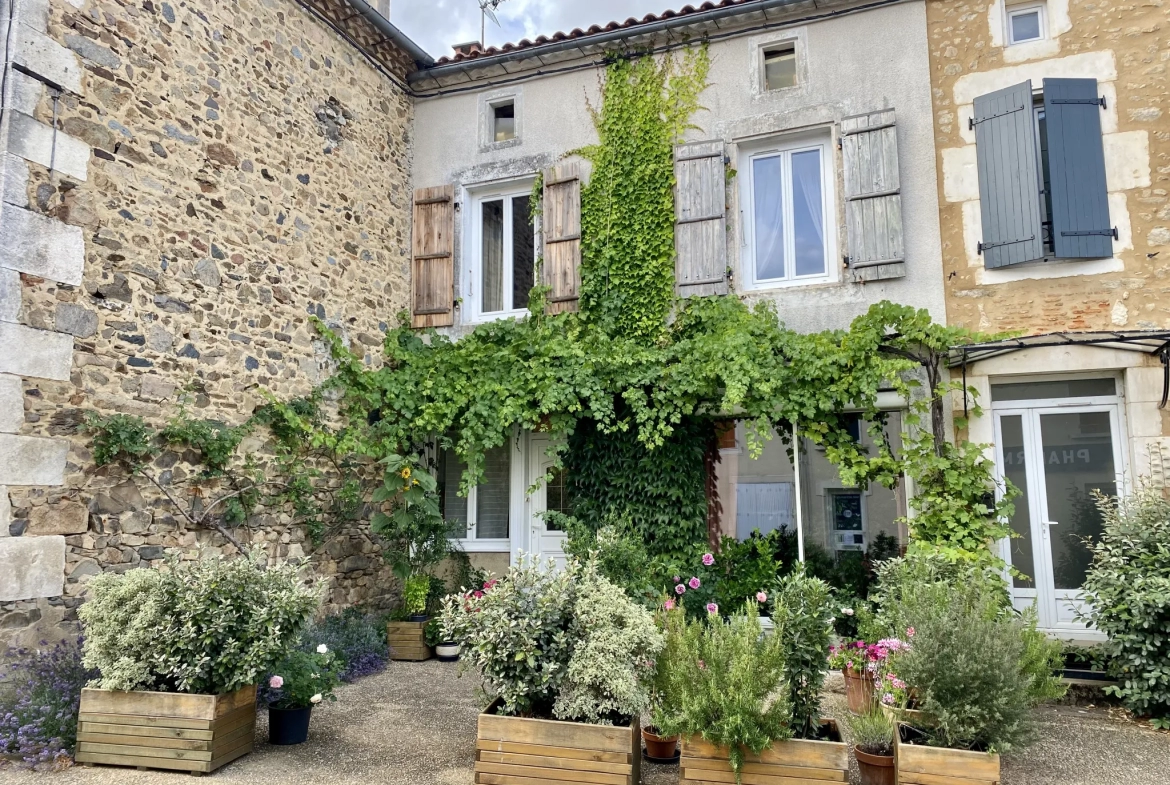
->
[391,0,672,59]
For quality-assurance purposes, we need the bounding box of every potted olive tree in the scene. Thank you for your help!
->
[76,556,317,774]
[441,558,661,785]
[373,454,452,661]
[261,645,342,745]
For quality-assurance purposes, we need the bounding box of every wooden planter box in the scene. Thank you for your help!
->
[681,723,849,784]
[474,700,639,784]
[894,730,1000,785]
[75,685,255,775]
[387,620,433,661]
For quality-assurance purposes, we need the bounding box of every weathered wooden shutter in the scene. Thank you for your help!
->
[542,163,581,315]
[841,109,905,282]
[411,185,455,328]
[972,81,1045,268]
[674,140,728,296]
[1043,78,1113,259]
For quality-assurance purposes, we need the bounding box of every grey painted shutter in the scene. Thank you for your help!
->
[841,109,905,282]
[1043,78,1113,259]
[542,162,581,314]
[674,140,728,296]
[972,81,1045,268]
[411,185,455,328]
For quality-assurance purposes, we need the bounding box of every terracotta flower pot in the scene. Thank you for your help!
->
[854,746,895,785]
[843,665,875,713]
[642,726,679,760]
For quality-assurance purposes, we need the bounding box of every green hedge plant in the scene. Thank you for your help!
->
[1080,487,1170,728]
[770,566,835,739]
[80,556,318,695]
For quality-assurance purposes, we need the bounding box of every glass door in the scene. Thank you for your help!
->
[995,404,1123,632]
[526,435,569,571]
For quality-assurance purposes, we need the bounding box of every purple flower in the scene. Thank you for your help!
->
[706,602,719,614]
[688,576,701,590]
[701,553,715,566]
[881,692,895,706]
[675,583,686,595]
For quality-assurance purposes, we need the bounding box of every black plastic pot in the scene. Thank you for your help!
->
[268,706,313,745]
[408,613,429,622]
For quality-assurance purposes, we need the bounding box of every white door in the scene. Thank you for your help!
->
[526,435,569,570]
[994,404,1124,635]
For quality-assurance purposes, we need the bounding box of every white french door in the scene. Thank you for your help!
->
[993,402,1125,635]
[525,435,569,571]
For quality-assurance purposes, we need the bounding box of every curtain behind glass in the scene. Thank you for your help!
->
[440,449,468,535]
[476,445,511,539]
[511,195,534,310]
[752,155,785,281]
[481,199,504,312]
[791,149,825,277]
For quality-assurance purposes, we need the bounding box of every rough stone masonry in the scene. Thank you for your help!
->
[0,0,414,650]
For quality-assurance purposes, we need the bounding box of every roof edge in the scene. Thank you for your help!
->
[344,0,435,68]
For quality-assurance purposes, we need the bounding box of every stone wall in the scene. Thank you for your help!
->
[927,0,1168,335]
[0,0,414,650]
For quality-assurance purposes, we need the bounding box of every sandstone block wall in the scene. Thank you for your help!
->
[927,0,1168,335]
[0,0,413,650]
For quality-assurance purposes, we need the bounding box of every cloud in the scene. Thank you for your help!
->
[391,0,670,59]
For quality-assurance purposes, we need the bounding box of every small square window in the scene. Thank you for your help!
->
[493,102,515,142]
[1007,4,1045,45]
[762,45,797,91]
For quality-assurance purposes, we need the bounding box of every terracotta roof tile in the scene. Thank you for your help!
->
[436,0,752,64]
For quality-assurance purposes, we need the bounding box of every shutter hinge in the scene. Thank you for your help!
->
[843,254,852,268]
[1050,96,1107,109]
[1060,227,1118,239]
[837,137,843,150]
[977,235,1035,254]
[970,103,1026,130]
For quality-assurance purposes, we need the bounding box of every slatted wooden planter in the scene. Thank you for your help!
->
[681,724,849,785]
[894,730,1000,785]
[74,685,255,775]
[474,700,640,785]
[387,620,432,661]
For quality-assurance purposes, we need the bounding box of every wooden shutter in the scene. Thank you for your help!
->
[674,140,728,296]
[411,185,455,328]
[972,81,1046,269]
[542,163,581,314]
[842,109,905,282]
[1043,78,1113,259]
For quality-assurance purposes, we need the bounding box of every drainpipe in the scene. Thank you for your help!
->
[343,0,434,68]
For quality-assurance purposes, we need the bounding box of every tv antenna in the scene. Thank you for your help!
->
[479,0,510,49]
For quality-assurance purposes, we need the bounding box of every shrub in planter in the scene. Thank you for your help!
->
[260,646,342,745]
[770,566,835,740]
[75,555,317,773]
[299,608,387,682]
[0,638,96,768]
[1079,487,1170,728]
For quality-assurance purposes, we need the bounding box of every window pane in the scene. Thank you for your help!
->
[545,467,570,531]
[763,48,796,90]
[999,415,1035,588]
[991,378,1115,402]
[511,195,534,310]
[440,449,468,535]
[494,103,515,141]
[791,149,825,277]
[752,155,785,281]
[1011,10,1041,42]
[481,199,504,313]
[476,445,510,539]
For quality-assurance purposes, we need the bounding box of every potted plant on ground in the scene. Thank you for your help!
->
[261,645,342,745]
[846,708,895,785]
[829,640,876,712]
[643,596,686,762]
[441,558,661,785]
[426,618,460,662]
[75,555,317,774]
[372,454,452,661]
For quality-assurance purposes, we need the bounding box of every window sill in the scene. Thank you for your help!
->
[462,309,529,326]
[976,256,1122,285]
[452,538,511,553]
[739,276,839,294]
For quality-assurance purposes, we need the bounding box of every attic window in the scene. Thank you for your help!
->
[1007,2,1045,45]
[493,101,516,142]
[762,44,797,91]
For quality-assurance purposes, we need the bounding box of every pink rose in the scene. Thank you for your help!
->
[675,583,686,595]
[268,675,284,689]
[756,591,767,603]
[701,553,715,566]
[688,576,701,590]
[705,602,718,614]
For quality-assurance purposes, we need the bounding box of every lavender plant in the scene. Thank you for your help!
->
[298,608,387,682]
[0,638,97,767]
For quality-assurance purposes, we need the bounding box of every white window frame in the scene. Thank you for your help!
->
[738,132,837,290]
[1006,2,1046,45]
[441,439,525,554]
[463,178,537,325]
[760,43,798,92]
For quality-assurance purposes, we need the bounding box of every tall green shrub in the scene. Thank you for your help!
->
[1080,487,1170,727]
[771,567,835,739]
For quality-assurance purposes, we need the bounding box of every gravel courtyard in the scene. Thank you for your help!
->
[1,662,1166,785]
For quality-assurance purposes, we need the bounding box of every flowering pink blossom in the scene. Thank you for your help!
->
[891,678,907,690]
[906,626,915,638]
[664,599,676,610]
[473,590,484,599]
[756,591,767,603]
[881,692,895,706]
[673,575,681,583]
[688,576,701,590]
[701,553,715,566]
[268,675,284,689]
[705,602,718,614]
[697,659,707,670]
[675,583,686,595]
[845,660,854,671]
[484,579,499,591]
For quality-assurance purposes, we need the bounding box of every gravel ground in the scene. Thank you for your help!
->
[1,664,1166,784]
